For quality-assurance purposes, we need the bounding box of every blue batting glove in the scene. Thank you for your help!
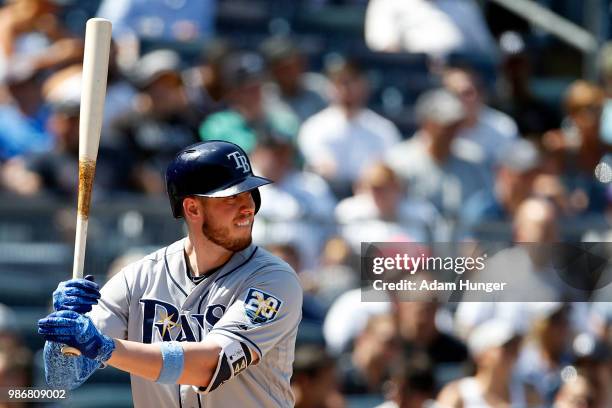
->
[53,275,100,314]
[38,310,115,362]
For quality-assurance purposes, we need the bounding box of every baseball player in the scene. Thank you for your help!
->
[37,140,303,407]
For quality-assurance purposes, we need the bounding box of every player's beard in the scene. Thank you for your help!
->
[201,217,252,252]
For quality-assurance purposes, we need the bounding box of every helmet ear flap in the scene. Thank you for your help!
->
[251,189,261,214]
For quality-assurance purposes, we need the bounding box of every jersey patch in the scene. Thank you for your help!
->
[244,288,282,324]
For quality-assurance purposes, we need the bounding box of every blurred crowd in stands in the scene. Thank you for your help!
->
[0,0,612,407]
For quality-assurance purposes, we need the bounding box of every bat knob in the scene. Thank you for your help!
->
[61,346,82,357]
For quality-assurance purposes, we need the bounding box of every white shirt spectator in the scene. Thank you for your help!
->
[323,288,391,355]
[335,193,438,251]
[374,402,397,408]
[365,0,497,58]
[252,168,337,269]
[298,106,401,184]
[454,303,545,344]
[453,106,519,169]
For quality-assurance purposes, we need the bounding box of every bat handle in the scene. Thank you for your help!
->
[61,213,89,356]
[72,215,88,279]
[61,346,82,356]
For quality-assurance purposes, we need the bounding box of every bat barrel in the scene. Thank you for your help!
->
[71,17,112,280]
[79,18,112,161]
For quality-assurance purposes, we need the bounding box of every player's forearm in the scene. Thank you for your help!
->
[106,339,162,382]
[107,339,221,386]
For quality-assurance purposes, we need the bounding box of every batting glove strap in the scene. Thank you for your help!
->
[193,335,252,395]
[92,332,115,363]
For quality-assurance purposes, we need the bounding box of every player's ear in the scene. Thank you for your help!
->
[182,197,203,221]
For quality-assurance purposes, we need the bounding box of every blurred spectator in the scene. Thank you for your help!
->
[461,139,542,237]
[335,162,438,250]
[292,344,345,408]
[589,303,612,344]
[323,288,390,356]
[386,88,488,221]
[375,355,436,408]
[393,299,469,386]
[365,0,497,58]
[260,36,329,123]
[543,80,610,214]
[0,341,32,401]
[495,31,561,135]
[0,307,32,408]
[99,41,138,146]
[553,373,598,408]
[182,38,232,119]
[97,0,216,67]
[266,242,327,331]
[0,0,83,77]
[531,173,572,216]
[200,51,299,153]
[106,249,149,280]
[310,237,360,309]
[251,135,336,269]
[298,58,401,198]
[337,314,400,395]
[598,42,612,145]
[515,303,575,405]
[571,332,612,408]
[0,304,19,347]
[454,301,530,342]
[0,63,52,160]
[0,66,134,198]
[443,66,519,171]
[513,196,558,243]
[111,49,200,194]
[98,0,216,41]
[464,198,589,302]
[437,319,539,407]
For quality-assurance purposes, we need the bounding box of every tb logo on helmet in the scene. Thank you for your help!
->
[227,151,250,173]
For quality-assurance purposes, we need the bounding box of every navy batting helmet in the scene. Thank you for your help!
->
[166,140,272,218]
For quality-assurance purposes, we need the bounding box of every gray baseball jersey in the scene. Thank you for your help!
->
[88,238,303,408]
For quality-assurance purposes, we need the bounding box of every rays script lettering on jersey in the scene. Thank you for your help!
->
[140,299,226,343]
[226,151,250,173]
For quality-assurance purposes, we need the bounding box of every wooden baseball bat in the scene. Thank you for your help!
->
[61,18,112,357]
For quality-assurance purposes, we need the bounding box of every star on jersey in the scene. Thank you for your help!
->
[155,311,181,338]
[140,299,207,343]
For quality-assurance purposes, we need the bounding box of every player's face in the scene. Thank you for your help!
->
[200,192,256,252]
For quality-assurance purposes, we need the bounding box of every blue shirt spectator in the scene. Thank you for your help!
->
[97,0,216,42]
[0,102,51,160]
